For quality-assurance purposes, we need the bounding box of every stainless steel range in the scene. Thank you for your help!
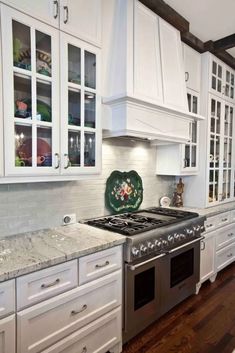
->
[85,207,206,342]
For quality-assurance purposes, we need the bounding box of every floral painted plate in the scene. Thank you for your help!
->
[105,170,143,214]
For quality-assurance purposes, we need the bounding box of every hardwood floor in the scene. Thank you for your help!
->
[122,263,235,353]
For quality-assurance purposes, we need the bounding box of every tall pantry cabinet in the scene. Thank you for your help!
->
[0,1,101,181]
[184,53,235,208]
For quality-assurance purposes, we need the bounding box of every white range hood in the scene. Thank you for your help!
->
[102,0,204,143]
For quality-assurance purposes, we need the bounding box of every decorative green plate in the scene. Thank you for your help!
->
[105,170,143,214]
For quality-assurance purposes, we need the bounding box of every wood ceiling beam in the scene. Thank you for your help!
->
[213,34,235,51]
[139,0,189,33]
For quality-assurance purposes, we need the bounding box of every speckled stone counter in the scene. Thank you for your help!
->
[0,223,126,282]
[171,201,235,217]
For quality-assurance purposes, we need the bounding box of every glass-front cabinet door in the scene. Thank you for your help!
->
[208,95,234,205]
[60,33,101,174]
[1,5,60,176]
[182,90,199,172]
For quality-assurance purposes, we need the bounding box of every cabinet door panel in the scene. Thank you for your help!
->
[0,315,15,353]
[1,5,60,176]
[0,0,59,28]
[183,44,201,93]
[60,0,101,46]
[60,32,101,175]
[134,2,163,104]
[200,233,215,283]
[159,18,187,110]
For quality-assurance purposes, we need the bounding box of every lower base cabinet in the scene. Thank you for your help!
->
[41,308,122,353]
[0,314,15,353]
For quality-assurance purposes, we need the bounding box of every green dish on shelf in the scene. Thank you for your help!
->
[15,99,51,122]
[105,170,143,214]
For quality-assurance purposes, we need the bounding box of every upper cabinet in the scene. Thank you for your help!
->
[0,4,101,180]
[183,52,235,208]
[208,55,234,102]
[182,43,201,93]
[0,0,101,47]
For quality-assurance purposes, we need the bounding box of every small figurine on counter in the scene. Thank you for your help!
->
[172,178,184,207]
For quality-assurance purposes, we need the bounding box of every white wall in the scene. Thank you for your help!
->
[0,139,175,237]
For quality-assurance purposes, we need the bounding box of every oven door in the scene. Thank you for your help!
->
[161,237,202,315]
[123,254,165,343]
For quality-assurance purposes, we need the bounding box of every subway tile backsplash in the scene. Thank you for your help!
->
[0,139,175,237]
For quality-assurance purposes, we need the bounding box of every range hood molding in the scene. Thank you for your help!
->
[102,95,203,143]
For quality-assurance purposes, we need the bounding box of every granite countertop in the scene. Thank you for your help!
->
[0,223,126,283]
[170,201,235,218]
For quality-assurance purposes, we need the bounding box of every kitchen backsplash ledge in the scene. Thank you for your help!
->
[0,139,175,237]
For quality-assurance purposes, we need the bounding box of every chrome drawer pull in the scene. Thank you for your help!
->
[63,5,69,24]
[54,153,60,169]
[81,347,87,353]
[71,304,87,316]
[41,278,60,289]
[95,261,109,268]
[53,0,59,19]
[222,218,228,222]
[227,253,233,258]
[228,233,234,237]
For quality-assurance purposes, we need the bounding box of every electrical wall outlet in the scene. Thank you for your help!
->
[63,213,76,225]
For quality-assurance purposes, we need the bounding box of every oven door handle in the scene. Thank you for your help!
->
[167,236,205,254]
[127,253,166,271]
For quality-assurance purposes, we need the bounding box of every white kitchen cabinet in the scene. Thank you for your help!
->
[0,4,101,180]
[0,0,59,28]
[59,0,101,47]
[1,5,60,177]
[197,211,235,293]
[182,43,201,93]
[0,314,16,353]
[209,55,235,103]
[17,260,78,310]
[17,270,121,353]
[40,308,122,353]
[156,89,199,175]
[183,54,235,208]
[0,1,102,47]
[0,15,3,177]
[60,32,101,175]
[159,17,187,111]
[0,279,15,318]
[199,231,216,284]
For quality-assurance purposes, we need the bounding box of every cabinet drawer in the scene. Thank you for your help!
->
[79,246,122,285]
[17,270,121,353]
[204,216,218,232]
[215,224,235,250]
[217,212,231,228]
[0,314,16,353]
[17,260,78,310]
[41,307,122,353]
[0,279,15,318]
[230,209,235,222]
[216,243,235,272]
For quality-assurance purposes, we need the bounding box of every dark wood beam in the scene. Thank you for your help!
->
[181,32,205,53]
[213,34,235,51]
[213,51,235,70]
[139,0,189,33]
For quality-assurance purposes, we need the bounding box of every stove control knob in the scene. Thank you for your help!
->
[154,240,162,249]
[162,240,168,247]
[173,233,180,241]
[140,244,148,254]
[186,228,193,236]
[180,233,186,240]
[147,242,155,250]
[131,247,140,257]
[200,225,206,233]
[193,225,201,233]
[167,235,174,244]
